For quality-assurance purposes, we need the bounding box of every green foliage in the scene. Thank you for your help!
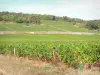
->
[0,16,3,21]
[86,21,98,30]
[0,34,100,65]
[0,11,84,24]
[52,16,56,20]
[0,12,41,24]
[16,17,25,23]
[0,41,100,65]
[63,16,68,21]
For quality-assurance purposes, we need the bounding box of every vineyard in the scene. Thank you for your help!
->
[1,2,100,75]
[0,41,100,66]
[0,20,99,33]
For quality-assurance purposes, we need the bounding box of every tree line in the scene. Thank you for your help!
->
[0,11,41,25]
[0,11,83,24]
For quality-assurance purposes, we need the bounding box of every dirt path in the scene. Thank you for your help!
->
[0,55,100,75]
[0,31,99,35]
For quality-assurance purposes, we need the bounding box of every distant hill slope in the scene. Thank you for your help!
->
[0,20,99,33]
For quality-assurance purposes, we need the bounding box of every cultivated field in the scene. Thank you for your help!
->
[0,34,100,42]
[0,34,100,64]
[0,21,100,75]
[0,20,99,33]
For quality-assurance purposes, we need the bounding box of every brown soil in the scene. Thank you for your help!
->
[0,55,100,75]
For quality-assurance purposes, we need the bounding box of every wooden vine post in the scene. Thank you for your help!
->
[52,47,59,64]
[14,48,16,56]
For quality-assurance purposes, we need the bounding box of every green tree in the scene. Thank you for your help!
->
[0,16,3,21]
[52,16,56,20]
[86,22,98,30]
[16,17,24,23]
[25,16,30,26]
[63,16,68,21]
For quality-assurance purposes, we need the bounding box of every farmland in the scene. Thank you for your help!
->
[0,15,100,74]
[0,34,100,42]
[0,19,100,66]
[0,1,100,74]
[0,20,99,33]
[0,34,100,66]
[0,18,100,67]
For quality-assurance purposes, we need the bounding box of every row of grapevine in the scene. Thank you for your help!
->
[0,41,100,65]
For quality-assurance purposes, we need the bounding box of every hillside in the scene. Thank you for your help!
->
[0,20,99,33]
